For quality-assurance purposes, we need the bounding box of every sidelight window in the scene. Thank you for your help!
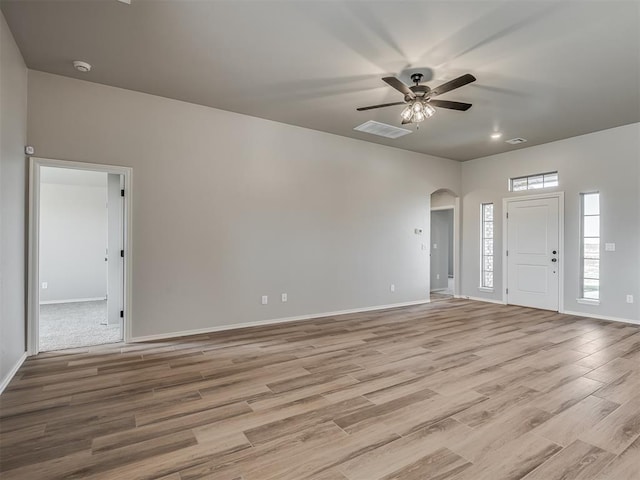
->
[580,192,600,300]
[481,203,494,289]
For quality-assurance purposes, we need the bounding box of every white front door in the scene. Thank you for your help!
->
[506,196,560,311]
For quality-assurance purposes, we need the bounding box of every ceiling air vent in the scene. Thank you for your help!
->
[505,137,527,145]
[354,120,412,139]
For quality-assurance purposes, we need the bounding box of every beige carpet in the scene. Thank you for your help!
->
[39,300,122,351]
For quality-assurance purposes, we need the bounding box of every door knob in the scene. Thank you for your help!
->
[552,250,557,254]
[551,258,557,262]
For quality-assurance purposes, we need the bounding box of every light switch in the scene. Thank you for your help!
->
[605,243,615,252]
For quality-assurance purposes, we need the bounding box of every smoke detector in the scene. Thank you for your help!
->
[73,61,92,73]
[505,137,527,145]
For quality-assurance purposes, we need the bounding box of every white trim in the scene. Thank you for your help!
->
[430,206,455,211]
[28,157,133,355]
[0,352,27,395]
[456,295,505,305]
[480,202,495,289]
[131,300,430,343]
[429,197,461,297]
[562,310,639,326]
[40,297,106,305]
[502,191,565,311]
[576,298,600,306]
[453,197,461,297]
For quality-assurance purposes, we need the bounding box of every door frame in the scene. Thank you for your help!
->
[502,192,565,312]
[430,205,456,294]
[430,197,461,297]
[27,157,133,355]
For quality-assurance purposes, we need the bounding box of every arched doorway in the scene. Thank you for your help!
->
[430,189,459,301]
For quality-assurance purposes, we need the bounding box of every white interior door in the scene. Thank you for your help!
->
[506,196,560,311]
[107,173,124,332]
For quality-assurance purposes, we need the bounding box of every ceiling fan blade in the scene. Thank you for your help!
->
[429,99,473,111]
[430,74,476,96]
[382,77,415,98]
[356,101,406,112]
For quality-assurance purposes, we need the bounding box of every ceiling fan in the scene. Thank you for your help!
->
[357,73,476,125]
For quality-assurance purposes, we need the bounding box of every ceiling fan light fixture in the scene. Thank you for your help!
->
[401,100,435,124]
[424,103,436,118]
[401,105,413,121]
[357,72,475,126]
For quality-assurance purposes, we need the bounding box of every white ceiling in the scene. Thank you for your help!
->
[3,0,639,161]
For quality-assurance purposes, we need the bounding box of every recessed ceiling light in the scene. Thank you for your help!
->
[490,132,502,140]
[72,60,91,73]
[117,0,131,4]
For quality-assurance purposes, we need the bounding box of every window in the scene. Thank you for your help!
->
[510,171,558,192]
[481,203,494,288]
[581,193,600,300]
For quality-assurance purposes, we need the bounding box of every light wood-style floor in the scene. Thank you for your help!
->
[1,299,640,479]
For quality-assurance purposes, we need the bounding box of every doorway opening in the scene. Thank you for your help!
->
[430,189,459,301]
[29,158,132,354]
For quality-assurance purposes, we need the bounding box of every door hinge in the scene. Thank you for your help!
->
[506,288,509,295]
[121,189,125,197]
[506,212,509,219]
[120,249,124,258]
[120,310,124,318]
[506,250,509,256]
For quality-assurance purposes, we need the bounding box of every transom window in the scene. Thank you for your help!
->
[510,171,558,192]
[481,203,494,288]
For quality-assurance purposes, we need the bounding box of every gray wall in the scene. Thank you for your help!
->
[0,13,27,385]
[461,123,640,322]
[27,71,461,338]
[39,181,108,302]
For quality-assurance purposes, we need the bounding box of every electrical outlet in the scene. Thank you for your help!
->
[626,295,634,304]
[390,284,395,292]
[261,295,268,305]
[436,274,440,280]
[41,282,48,289]
[281,293,287,302]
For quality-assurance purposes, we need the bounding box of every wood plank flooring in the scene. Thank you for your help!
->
[1,298,639,479]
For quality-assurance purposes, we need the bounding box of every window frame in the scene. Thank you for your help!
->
[579,192,601,303]
[480,202,494,290]
[509,171,559,192]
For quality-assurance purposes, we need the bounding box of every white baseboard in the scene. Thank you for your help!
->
[0,352,27,395]
[40,297,106,305]
[130,300,430,343]
[455,294,505,305]
[562,310,639,326]
[456,298,638,325]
